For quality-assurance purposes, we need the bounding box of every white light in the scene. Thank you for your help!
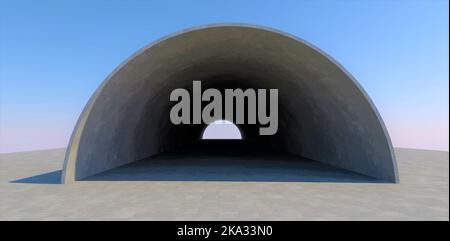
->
[202,120,242,139]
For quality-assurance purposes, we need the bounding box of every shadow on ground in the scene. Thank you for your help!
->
[11,170,62,184]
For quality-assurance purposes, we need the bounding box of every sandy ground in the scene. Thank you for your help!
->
[0,148,448,220]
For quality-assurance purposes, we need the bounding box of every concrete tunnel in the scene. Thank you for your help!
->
[62,24,399,183]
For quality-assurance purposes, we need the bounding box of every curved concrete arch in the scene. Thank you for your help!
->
[62,24,399,183]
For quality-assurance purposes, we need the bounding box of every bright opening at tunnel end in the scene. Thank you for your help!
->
[202,120,243,140]
[170,80,279,135]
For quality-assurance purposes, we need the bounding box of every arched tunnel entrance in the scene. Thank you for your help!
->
[62,24,398,183]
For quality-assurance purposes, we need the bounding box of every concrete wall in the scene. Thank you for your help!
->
[62,24,399,183]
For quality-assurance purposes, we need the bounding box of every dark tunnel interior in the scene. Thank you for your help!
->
[134,65,305,159]
[157,74,288,155]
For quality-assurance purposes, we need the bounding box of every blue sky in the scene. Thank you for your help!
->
[0,0,448,152]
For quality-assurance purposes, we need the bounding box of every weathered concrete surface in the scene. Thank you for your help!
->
[0,148,447,220]
[63,24,398,183]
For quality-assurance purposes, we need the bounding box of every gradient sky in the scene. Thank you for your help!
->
[0,0,448,153]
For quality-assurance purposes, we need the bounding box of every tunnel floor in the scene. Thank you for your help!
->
[85,153,380,183]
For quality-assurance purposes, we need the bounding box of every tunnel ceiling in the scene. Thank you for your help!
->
[62,24,399,183]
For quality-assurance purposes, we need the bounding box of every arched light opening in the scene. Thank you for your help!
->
[201,120,243,140]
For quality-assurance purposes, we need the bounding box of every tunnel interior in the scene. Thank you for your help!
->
[150,74,292,156]
[63,25,398,183]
